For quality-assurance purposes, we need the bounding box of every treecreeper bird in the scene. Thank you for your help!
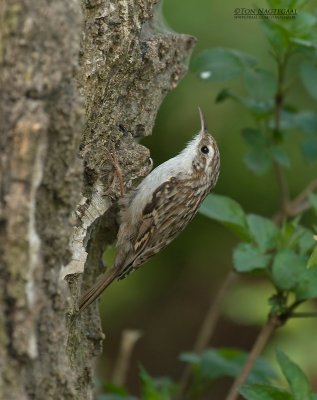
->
[79,108,220,312]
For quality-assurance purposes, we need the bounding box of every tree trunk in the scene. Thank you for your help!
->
[0,0,195,398]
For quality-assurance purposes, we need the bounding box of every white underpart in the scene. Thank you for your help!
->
[129,132,214,223]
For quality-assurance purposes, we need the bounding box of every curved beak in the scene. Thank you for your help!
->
[198,107,208,136]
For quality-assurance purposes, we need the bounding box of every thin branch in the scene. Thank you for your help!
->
[273,162,290,212]
[289,311,317,318]
[193,271,238,353]
[178,271,238,398]
[225,315,282,400]
[273,55,290,214]
[290,200,310,216]
[112,329,143,386]
[274,178,317,223]
[291,179,317,213]
[225,298,305,400]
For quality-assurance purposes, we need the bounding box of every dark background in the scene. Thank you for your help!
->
[98,0,317,396]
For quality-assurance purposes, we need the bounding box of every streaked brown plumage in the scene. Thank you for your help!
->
[79,108,220,312]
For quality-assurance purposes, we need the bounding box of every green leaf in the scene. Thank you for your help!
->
[247,214,279,252]
[276,350,313,400]
[102,383,130,396]
[243,68,277,101]
[279,110,317,133]
[261,20,290,53]
[271,250,306,291]
[242,133,287,174]
[291,11,317,38]
[297,228,316,255]
[301,139,317,163]
[270,146,290,168]
[244,147,272,175]
[290,37,317,49]
[140,368,159,399]
[200,348,241,380]
[295,267,317,300]
[294,111,317,134]
[179,352,200,365]
[184,348,275,384]
[245,100,275,118]
[278,14,317,52]
[240,384,293,400]
[278,219,299,249]
[242,128,266,146]
[278,220,316,256]
[215,89,274,118]
[215,88,233,103]
[300,62,317,101]
[192,48,257,81]
[308,246,317,268]
[233,243,272,272]
[199,194,249,238]
[98,385,136,400]
[139,368,176,400]
[215,88,251,106]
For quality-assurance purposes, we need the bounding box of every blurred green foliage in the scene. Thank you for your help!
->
[180,348,276,398]
[202,194,316,301]
[98,0,317,398]
[241,350,315,400]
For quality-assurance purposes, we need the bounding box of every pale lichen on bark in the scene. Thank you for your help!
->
[0,0,195,398]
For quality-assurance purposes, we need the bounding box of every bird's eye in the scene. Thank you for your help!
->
[200,145,209,154]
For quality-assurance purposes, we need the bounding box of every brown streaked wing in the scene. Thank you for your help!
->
[130,177,202,269]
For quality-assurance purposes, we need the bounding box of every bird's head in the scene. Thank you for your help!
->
[184,108,220,177]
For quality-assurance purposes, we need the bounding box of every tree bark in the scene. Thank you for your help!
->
[0,0,195,398]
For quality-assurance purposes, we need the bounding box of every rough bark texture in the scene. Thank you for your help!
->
[0,0,195,398]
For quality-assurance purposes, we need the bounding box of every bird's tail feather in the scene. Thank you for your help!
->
[78,268,118,313]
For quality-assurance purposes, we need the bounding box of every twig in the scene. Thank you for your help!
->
[273,162,290,213]
[291,179,317,213]
[193,271,238,353]
[112,329,143,386]
[289,311,317,318]
[273,55,291,215]
[178,271,238,398]
[273,178,317,223]
[290,200,310,216]
[225,299,304,400]
[225,315,281,400]
[271,56,317,223]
